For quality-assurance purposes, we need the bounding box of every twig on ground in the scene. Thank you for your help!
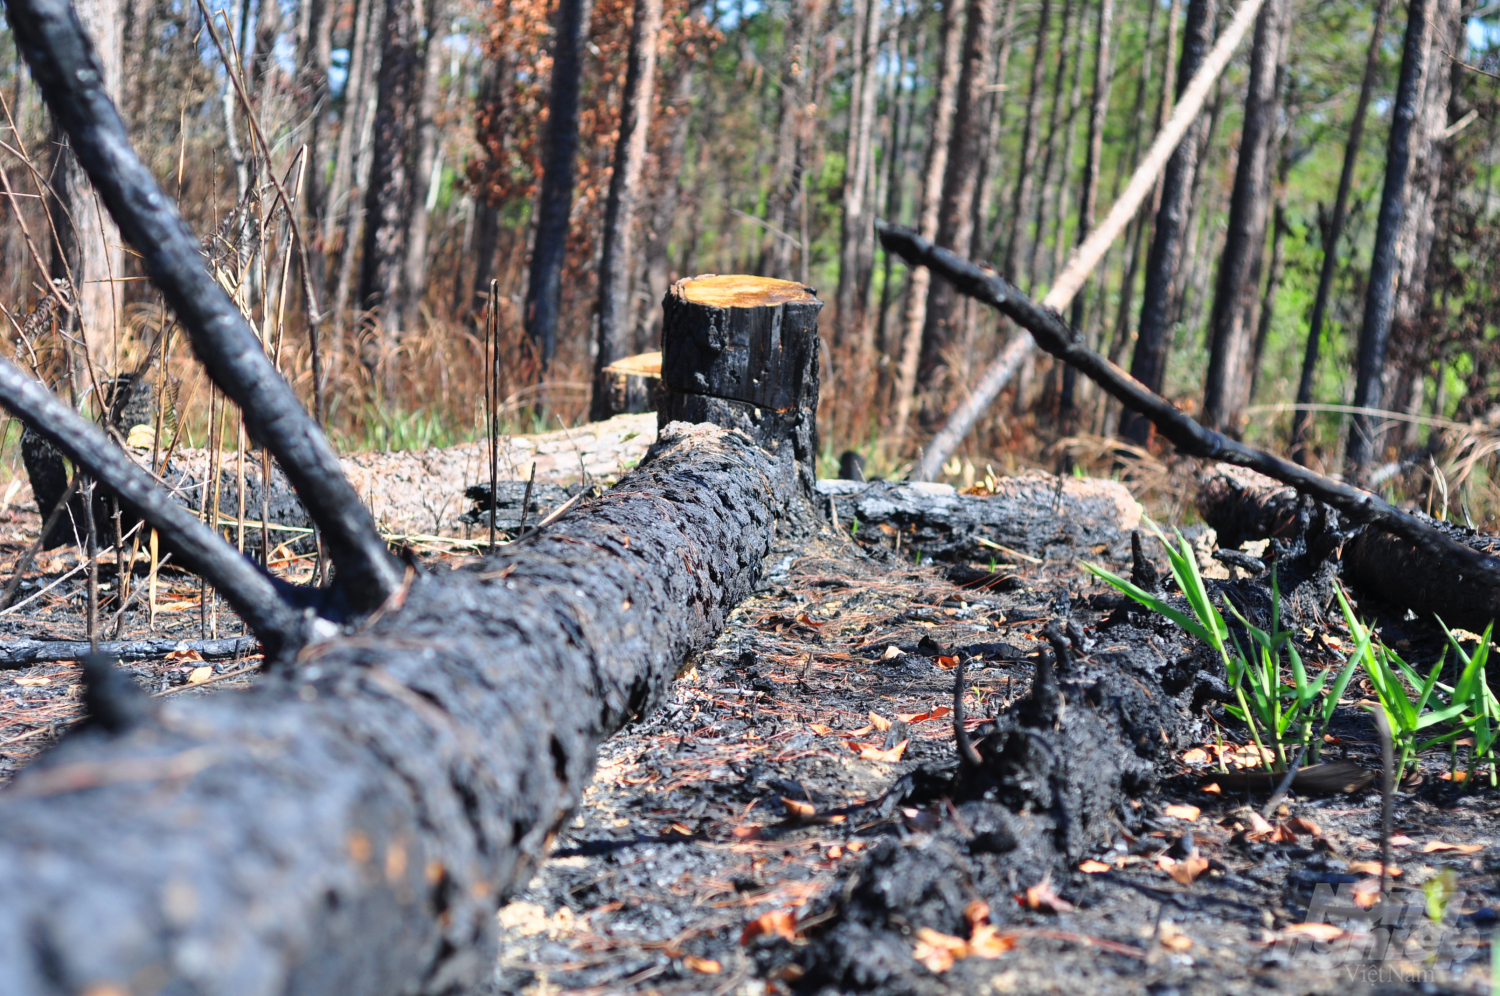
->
[1260,744,1306,820]
[1372,706,1395,902]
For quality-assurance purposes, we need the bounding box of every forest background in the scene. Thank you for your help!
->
[0,0,1497,521]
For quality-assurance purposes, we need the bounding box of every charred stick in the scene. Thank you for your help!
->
[0,358,302,656]
[2,0,403,612]
[954,655,982,768]
[0,634,255,670]
[876,222,1500,590]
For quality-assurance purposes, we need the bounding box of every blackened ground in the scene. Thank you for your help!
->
[485,530,1500,996]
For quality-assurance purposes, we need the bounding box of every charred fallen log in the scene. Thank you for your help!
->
[0,422,800,996]
[1199,462,1500,632]
[818,474,1142,562]
[0,635,258,669]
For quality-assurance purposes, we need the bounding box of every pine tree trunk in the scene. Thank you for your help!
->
[590,0,663,421]
[1249,197,1288,403]
[1347,0,1438,475]
[330,0,382,336]
[972,0,1017,260]
[523,0,597,367]
[1120,0,1217,446]
[300,0,334,297]
[889,0,965,436]
[47,0,123,379]
[874,2,921,362]
[762,0,826,280]
[836,0,883,345]
[357,0,422,370]
[1024,0,1073,289]
[1000,0,1053,280]
[399,0,449,332]
[917,0,995,397]
[1201,0,1286,434]
[1290,0,1389,463]
[1047,7,1087,286]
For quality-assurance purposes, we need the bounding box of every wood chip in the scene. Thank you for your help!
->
[1163,804,1201,821]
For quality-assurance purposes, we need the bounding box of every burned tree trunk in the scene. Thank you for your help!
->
[1198,462,1500,633]
[0,423,802,996]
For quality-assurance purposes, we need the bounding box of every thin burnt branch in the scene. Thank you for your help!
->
[1,0,403,611]
[0,358,303,656]
[875,221,1500,590]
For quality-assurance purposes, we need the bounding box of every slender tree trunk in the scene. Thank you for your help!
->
[1000,0,1052,277]
[875,1,921,361]
[299,0,334,296]
[1024,0,1073,289]
[837,0,883,342]
[1249,196,1288,402]
[357,0,422,370]
[890,0,965,437]
[1047,5,1088,286]
[1347,0,1437,475]
[1120,0,1217,446]
[523,0,597,368]
[330,0,382,335]
[590,0,663,421]
[972,0,1017,259]
[399,0,449,331]
[918,0,995,396]
[325,0,374,252]
[1290,0,1389,462]
[48,0,124,379]
[1201,0,1286,433]
[762,0,825,280]
[1060,0,1115,420]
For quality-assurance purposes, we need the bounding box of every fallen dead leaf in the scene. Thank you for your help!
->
[166,648,205,664]
[1351,878,1382,909]
[781,797,815,821]
[869,711,892,732]
[1158,921,1193,952]
[1388,834,1417,847]
[741,910,798,945]
[897,706,953,723]
[1163,804,1201,821]
[1021,874,1075,913]
[1182,748,1211,764]
[1202,782,1222,794]
[968,924,1017,958]
[1078,859,1112,874]
[1247,811,1275,835]
[1421,840,1483,854]
[1349,861,1401,877]
[14,676,50,686]
[912,927,968,973]
[1157,852,1210,885]
[1281,923,1348,942]
[809,723,830,735]
[935,655,959,670]
[882,644,902,660]
[1287,817,1322,837]
[682,956,721,974]
[859,739,908,763]
[188,666,214,684]
[1441,770,1472,782]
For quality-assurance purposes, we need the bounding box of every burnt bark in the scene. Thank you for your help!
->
[0,422,800,996]
[835,0,881,341]
[1198,462,1500,633]
[1121,0,1217,446]
[399,0,449,332]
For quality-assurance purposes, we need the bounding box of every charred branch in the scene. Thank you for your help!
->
[876,222,1500,593]
[0,357,304,656]
[0,636,259,670]
[3,0,403,611]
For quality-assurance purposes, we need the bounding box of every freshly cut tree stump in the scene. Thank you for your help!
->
[818,474,1143,562]
[1198,462,1500,631]
[658,274,822,492]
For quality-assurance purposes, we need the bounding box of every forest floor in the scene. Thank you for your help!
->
[0,474,1497,994]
